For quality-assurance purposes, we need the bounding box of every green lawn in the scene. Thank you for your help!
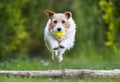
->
[0,76,120,82]
[0,50,120,82]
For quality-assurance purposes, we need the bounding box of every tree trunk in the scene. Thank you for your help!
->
[0,69,120,78]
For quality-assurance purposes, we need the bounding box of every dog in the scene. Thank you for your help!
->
[44,10,76,62]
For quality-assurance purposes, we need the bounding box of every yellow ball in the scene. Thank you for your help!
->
[54,32,65,38]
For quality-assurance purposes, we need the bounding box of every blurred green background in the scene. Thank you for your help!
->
[0,0,120,65]
[0,0,120,81]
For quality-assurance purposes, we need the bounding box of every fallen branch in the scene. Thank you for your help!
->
[0,69,120,78]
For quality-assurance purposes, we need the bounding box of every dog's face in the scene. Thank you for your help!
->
[45,10,71,34]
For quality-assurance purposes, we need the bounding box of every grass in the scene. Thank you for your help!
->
[0,48,120,81]
[0,55,119,70]
[0,76,120,82]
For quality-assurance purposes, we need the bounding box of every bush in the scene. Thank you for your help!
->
[99,0,120,49]
[0,0,28,59]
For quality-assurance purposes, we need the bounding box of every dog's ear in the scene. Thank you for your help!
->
[64,11,72,19]
[45,10,55,18]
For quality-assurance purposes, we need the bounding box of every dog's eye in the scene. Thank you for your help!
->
[53,20,57,23]
[62,20,65,23]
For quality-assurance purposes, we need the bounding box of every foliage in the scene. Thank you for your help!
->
[99,0,120,49]
[112,0,120,47]
[72,0,106,53]
[0,0,119,59]
[22,0,54,55]
[0,0,28,59]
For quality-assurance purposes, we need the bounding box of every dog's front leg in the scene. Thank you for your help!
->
[56,39,71,62]
[49,40,59,61]
[59,39,71,49]
[57,48,66,62]
[50,40,66,62]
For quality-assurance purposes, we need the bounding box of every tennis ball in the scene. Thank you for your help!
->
[54,31,65,38]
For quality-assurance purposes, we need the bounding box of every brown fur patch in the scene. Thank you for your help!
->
[49,21,55,30]
[63,20,70,29]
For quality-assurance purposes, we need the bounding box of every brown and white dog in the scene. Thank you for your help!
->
[44,10,76,62]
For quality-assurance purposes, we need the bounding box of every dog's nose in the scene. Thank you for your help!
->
[57,27,62,31]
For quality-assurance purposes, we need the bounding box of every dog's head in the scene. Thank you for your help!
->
[45,10,72,36]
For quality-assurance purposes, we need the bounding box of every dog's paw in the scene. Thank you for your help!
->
[58,56,63,63]
[59,45,65,49]
[52,54,63,63]
[53,47,59,50]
